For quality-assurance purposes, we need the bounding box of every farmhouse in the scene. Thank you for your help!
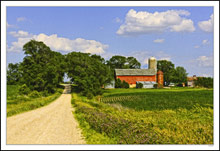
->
[115,57,163,88]
[187,75,197,87]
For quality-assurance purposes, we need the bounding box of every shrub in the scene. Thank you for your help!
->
[28,90,41,98]
[19,84,30,95]
[115,78,122,88]
[122,80,129,88]
[136,83,143,88]
[87,92,94,100]
[194,77,213,88]
[153,84,158,88]
[115,79,129,88]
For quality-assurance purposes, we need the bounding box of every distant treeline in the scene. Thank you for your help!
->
[194,77,213,88]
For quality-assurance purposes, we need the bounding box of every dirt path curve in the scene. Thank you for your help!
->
[7,85,85,144]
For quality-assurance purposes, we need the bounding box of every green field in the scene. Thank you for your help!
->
[7,85,63,117]
[72,88,213,144]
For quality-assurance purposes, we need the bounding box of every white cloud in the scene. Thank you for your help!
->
[17,17,26,22]
[202,39,210,45]
[9,30,30,38]
[198,14,213,32]
[7,22,16,28]
[7,31,108,54]
[194,45,200,48]
[153,39,164,43]
[170,19,195,32]
[196,55,213,67]
[116,9,195,36]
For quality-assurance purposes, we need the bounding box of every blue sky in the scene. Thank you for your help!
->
[6,6,214,77]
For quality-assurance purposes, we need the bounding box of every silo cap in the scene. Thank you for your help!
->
[149,56,156,60]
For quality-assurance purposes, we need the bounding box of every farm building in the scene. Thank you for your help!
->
[115,57,163,88]
[187,75,197,87]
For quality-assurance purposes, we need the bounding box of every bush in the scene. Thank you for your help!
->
[194,77,213,88]
[122,80,129,88]
[115,78,122,88]
[19,84,30,95]
[153,84,158,88]
[115,79,129,88]
[28,90,41,98]
[136,83,143,88]
[87,92,94,100]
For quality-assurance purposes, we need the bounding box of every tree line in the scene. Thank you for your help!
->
[8,40,210,98]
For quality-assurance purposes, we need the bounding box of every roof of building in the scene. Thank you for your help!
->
[187,77,197,81]
[115,68,156,76]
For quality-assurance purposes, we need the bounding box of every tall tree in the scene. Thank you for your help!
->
[126,57,141,69]
[7,63,22,85]
[157,60,175,86]
[20,40,65,92]
[107,55,141,69]
[173,66,188,84]
[66,52,112,97]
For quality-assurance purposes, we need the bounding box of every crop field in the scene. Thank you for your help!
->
[72,88,213,144]
[7,85,63,117]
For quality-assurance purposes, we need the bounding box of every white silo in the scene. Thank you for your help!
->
[148,56,157,70]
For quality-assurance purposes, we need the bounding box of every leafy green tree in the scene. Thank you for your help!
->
[157,60,175,86]
[194,77,213,88]
[107,55,141,69]
[7,63,22,85]
[173,66,188,84]
[125,57,141,69]
[20,40,65,93]
[66,52,112,97]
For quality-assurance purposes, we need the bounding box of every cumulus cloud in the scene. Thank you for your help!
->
[198,14,213,32]
[7,31,109,54]
[196,55,213,67]
[9,30,30,38]
[17,17,26,22]
[116,9,195,36]
[202,39,210,45]
[153,39,164,43]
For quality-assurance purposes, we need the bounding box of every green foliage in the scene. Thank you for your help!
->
[18,84,30,95]
[7,63,22,85]
[66,52,112,97]
[7,85,63,117]
[157,60,188,86]
[107,55,141,69]
[173,66,188,84]
[194,77,213,88]
[115,78,129,88]
[157,60,175,86]
[101,90,213,111]
[19,40,65,93]
[136,83,143,88]
[72,89,213,144]
[28,90,41,98]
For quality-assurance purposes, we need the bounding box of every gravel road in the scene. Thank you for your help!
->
[7,85,85,144]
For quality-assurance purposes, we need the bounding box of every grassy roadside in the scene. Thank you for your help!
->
[7,85,64,117]
[71,88,213,144]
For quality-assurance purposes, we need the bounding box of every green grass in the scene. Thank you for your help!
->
[7,85,64,117]
[72,88,213,144]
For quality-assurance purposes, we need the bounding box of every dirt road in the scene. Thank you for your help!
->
[7,85,85,144]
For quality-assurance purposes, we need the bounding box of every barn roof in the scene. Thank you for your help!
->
[115,69,156,76]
